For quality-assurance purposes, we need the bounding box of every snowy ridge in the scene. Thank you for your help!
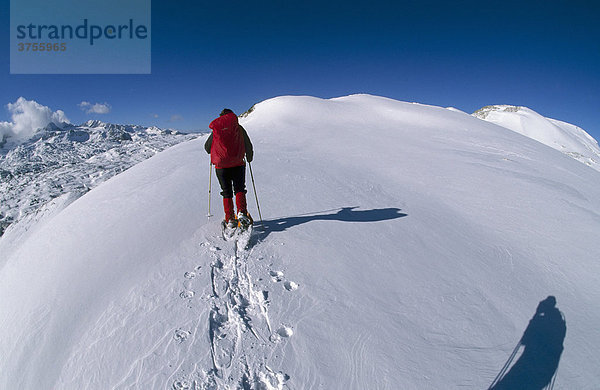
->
[473,105,600,171]
[0,121,198,238]
[1,94,599,389]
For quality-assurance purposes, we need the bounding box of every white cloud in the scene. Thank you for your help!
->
[170,114,183,122]
[0,97,70,141]
[0,121,12,141]
[78,101,111,114]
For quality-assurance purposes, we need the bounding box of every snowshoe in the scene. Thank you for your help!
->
[221,217,238,240]
[237,211,253,230]
[235,212,253,250]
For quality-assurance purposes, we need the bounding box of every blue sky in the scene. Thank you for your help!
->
[1,0,599,139]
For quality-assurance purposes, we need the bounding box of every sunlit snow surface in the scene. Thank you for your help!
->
[1,95,599,389]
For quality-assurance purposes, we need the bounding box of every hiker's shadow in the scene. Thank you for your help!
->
[254,206,407,242]
[490,296,567,390]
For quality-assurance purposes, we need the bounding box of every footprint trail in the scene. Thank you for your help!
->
[170,225,296,389]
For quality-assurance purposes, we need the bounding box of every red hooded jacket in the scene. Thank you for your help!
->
[209,112,246,169]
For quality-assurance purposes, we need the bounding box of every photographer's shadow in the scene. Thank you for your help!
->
[489,296,567,390]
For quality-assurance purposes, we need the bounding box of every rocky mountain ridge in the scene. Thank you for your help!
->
[0,121,200,236]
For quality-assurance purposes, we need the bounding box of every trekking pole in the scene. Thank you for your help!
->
[248,161,263,223]
[208,162,213,220]
[487,340,522,389]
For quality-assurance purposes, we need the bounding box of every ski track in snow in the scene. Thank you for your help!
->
[169,225,293,390]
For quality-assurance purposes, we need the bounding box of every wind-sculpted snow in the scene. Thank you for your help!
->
[0,121,198,237]
[1,95,599,389]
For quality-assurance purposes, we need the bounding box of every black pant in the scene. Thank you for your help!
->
[216,165,246,198]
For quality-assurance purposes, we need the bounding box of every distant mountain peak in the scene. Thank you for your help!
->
[83,119,109,128]
[473,105,526,119]
[473,104,600,171]
[43,122,63,131]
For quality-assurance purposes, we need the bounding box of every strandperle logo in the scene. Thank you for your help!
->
[10,0,151,74]
[16,19,148,46]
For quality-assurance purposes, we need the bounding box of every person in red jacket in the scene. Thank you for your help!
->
[205,109,254,228]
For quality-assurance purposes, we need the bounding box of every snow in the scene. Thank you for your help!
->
[473,105,600,171]
[1,94,599,389]
[0,120,197,240]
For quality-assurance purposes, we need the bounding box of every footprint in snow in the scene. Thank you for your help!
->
[277,326,293,338]
[284,281,298,291]
[209,307,237,370]
[179,290,195,299]
[173,329,190,343]
[258,369,290,390]
[270,326,294,343]
[184,271,196,279]
[172,379,192,390]
[270,271,284,282]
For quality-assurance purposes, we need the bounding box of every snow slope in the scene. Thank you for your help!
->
[1,95,599,389]
[473,105,600,171]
